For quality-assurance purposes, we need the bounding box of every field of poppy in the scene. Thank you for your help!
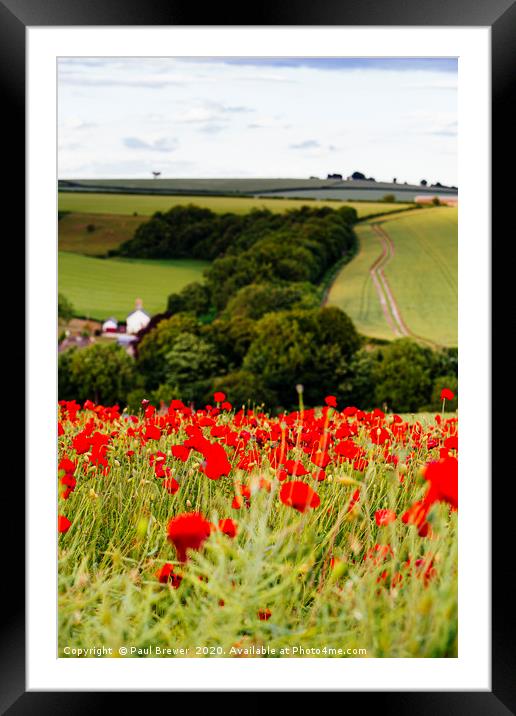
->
[58,391,458,658]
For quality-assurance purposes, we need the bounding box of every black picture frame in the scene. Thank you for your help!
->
[3,0,512,710]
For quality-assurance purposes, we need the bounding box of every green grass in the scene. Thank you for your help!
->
[327,207,457,347]
[58,192,414,219]
[59,213,147,257]
[58,251,209,321]
[326,222,388,341]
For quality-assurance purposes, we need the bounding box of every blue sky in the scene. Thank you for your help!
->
[58,57,457,184]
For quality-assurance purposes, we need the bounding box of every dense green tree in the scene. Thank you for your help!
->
[243,307,360,407]
[225,282,319,321]
[203,316,258,370]
[432,346,458,380]
[119,204,357,311]
[167,281,212,317]
[341,348,378,409]
[58,293,75,322]
[427,374,458,412]
[163,333,221,395]
[58,347,79,398]
[58,343,137,405]
[373,339,434,412]
[135,313,199,389]
[207,370,279,410]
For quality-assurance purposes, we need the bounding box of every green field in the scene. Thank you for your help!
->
[58,192,414,219]
[59,251,209,321]
[327,207,457,347]
[59,212,147,256]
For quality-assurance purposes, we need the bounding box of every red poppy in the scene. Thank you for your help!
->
[72,432,91,455]
[311,451,330,469]
[353,457,369,472]
[440,388,455,401]
[401,500,431,537]
[232,484,251,510]
[144,423,161,441]
[60,473,77,500]
[58,457,76,475]
[279,481,320,513]
[375,509,397,526]
[444,435,458,452]
[218,518,237,538]
[370,427,390,446]
[156,563,182,588]
[347,488,361,513]
[58,515,71,533]
[415,557,437,585]
[163,478,180,495]
[258,608,272,621]
[363,543,393,566]
[199,441,232,481]
[312,469,326,482]
[167,512,213,562]
[214,391,226,403]
[325,395,337,408]
[334,439,361,461]
[283,459,309,477]
[424,456,458,509]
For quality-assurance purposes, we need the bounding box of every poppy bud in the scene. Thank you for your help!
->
[136,517,149,538]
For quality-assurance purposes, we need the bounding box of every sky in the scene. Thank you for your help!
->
[58,57,457,186]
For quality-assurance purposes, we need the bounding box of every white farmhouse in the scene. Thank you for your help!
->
[126,298,151,335]
[102,317,118,334]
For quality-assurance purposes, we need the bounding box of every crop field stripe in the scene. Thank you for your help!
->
[325,223,395,341]
[326,207,457,346]
[58,251,209,321]
[377,209,457,346]
[58,192,415,219]
[368,225,402,337]
[372,225,409,337]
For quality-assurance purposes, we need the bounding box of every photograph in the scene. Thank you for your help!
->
[56,55,459,660]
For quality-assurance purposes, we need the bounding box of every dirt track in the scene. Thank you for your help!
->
[370,224,409,337]
[369,224,439,347]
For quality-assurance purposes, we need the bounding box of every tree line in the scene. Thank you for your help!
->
[60,204,458,413]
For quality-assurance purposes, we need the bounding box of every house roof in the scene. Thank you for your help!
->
[127,308,150,319]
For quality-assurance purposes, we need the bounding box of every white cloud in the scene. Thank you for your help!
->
[58,58,457,184]
[290,140,320,150]
[123,137,179,152]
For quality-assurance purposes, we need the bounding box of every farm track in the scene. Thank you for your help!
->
[324,208,455,348]
[369,224,409,338]
[368,226,404,336]
[370,224,440,348]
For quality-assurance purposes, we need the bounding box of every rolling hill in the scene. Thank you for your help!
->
[58,252,209,321]
[327,207,457,347]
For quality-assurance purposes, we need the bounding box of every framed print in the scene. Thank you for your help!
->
[2,0,513,709]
